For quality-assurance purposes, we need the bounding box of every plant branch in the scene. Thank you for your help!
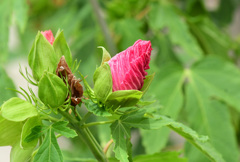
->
[83,120,115,128]
[89,0,117,55]
[59,110,107,162]
[104,139,113,154]
[80,112,92,125]
[41,115,60,122]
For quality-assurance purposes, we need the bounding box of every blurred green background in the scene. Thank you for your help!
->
[1,0,240,161]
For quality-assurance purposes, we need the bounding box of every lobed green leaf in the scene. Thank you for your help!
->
[33,128,63,162]
[83,99,112,117]
[110,120,131,162]
[52,121,77,138]
[20,116,41,149]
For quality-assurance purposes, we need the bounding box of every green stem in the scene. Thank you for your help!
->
[41,115,60,122]
[83,120,115,128]
[80,112,92,125]
[59,110,107,162]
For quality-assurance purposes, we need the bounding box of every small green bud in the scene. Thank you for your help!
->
[28,32,58,81]
[38,72,68,108]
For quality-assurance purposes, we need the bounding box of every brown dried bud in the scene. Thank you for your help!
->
[56,56,83,106]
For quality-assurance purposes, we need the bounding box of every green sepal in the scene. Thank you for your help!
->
[38,72,68,108]
[105,90,143,110]
[28,31,58,81]
[93,63,112,103]
[53,29,72,67]
[140,73,155,95]
[20,116,41,149]
[1,97,38,122]
[98,46,111,65]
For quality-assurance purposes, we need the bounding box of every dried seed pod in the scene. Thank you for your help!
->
[56,56,83,106]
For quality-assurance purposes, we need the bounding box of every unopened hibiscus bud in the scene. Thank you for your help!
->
[41,30,55,45]
[93,40,153,109]
[108,39,152,91]
[28,30,73,81]
[28,31,57,81]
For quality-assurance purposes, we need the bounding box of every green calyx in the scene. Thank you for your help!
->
[53,29,73,67]
[105,90,143,110]
[38,72,68,108]
[93,62,112,103]
[28,31,57,81]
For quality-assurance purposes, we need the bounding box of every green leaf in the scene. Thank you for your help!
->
[13,0,28,32]
[24,125,48,143]
[1,97,38,121]
[38,72,68,108]
[140,73,155,95]
[140,129,170,154]
[0,66,17,106]
[113,18,145,51]
[28,31,58,81]
[141,63,184,153]
[93,63,112,103]
[0,0,11,63]
[121,111,224,162]
[10,140,35,162]
[106,90,143,109]
[52,121,77,138]
[0,115,23,146]
[53,30,72,67]
[83,99,112,117]
[148,2,203,64]
[33,128,63,162]
[21,116,41,149]
[211,0,237,26]
[184,56,240,162]
[98,46,111,65]
[188,17,231,59]
[133,152,187,162]
[110,120,131,162]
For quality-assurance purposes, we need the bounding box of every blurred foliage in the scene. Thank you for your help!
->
[1,0,240,161]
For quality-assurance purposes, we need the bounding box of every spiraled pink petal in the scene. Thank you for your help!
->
[41,30,55,45]
[108,39,152,91]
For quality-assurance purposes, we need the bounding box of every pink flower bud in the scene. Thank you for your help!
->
[108,39,152,91]
[41,30,55,45]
